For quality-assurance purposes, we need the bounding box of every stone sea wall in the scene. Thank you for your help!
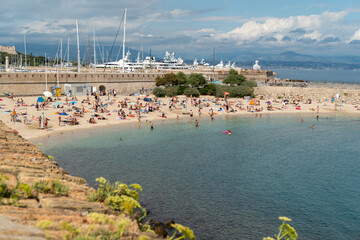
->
[0,121,160,239]
[255,86,360,104]
[0,70,272,96]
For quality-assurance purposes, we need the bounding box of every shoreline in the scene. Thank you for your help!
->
[1,92,359,142]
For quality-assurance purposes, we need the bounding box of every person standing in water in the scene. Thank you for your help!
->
[150,121,154,130]
[195,120,199,127]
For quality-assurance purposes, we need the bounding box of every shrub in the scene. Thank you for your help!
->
[177,86,189,95]
[176,72,188,85]
[165,86,179,97]
[88,177,143,216]
[187,73,206,87]
[215,85,232,98]
[52,180,69,196]
[241,80,257,88]
[13,183,32,199]
[207,83,217,96]
[152,87,166,97]
[33,180,69,196]
[223,73,246,85]
[229,86,254,98]
[199,85,209,95]
[184,88,200,97]
[155,73,178,86]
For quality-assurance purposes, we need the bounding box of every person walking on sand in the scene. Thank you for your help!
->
[58,116,61,126]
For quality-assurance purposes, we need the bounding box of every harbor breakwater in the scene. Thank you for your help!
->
[0,120,161,239]
[0,70,273,96]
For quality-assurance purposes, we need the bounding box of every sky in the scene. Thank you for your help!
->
[2,0,360,59]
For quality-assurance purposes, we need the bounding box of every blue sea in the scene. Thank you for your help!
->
[271,68,360,84]
[37,114,360,240]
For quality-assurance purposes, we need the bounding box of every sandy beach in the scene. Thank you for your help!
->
[1,86,359,140]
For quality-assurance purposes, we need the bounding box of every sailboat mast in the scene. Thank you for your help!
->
[24,34,27,70]
[45,53,48,91]
[87,35,90,67]
[76,19,81,73]
[93,26,96,72]
[122,8,127,73]
[67,37,70,69]
[60,38,63,72]
[212,46,215,72]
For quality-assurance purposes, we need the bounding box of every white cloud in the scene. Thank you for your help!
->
[213,11,348,45]
[348,29,360,43]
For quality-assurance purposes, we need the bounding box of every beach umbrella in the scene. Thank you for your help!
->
[0,99,3,101]
[70,101,77,104]
[266,101,271,104]
[55,102,62,105]
[43,91,52,97]
[249,100,255,105]
[37,97,45,102]
[130,102,137,105]
[58,112,68,115]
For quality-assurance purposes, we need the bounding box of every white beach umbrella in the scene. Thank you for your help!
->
[43,91,52,97]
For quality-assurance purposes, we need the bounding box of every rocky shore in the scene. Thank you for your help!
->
[0,120,161,239]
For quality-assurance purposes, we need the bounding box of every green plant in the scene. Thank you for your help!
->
[153,87,166,97]
[33,180,51,193]
[0,173,11,198]
[207,83,217,96]
[187,73,206,87]
[229,86,254,98]
[13,183,32,199]
[36,220,53,239]
[168,224,196,240]
[199,86,209,95]
[183,88,200,97]
[176,72,188,85]
[52,180,69,196]
[223,70,246,85]
[33,180,69,196]
[241,80,257,88]
[177,86,189,95]
[263,216,297,240]
[61,222,81,240]
[88,178,143,216]
[165,86,179,97]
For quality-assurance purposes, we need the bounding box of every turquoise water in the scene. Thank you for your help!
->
[39,114,360,239]
[272,68,360,84]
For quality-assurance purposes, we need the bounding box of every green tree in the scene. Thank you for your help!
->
[223,73,246,86]
[163,73,178,86]
[176,72,188,85]
[152,87,166,97]
[155,73,178,86]
[183,88,200,97]
[155,76,167,86]
[241,80,257,88]
[229,86,254,98]
[229,69,238,75]
[187,73,206,87]
[165,86,179,97]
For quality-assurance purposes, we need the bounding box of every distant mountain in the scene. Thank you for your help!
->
[2,41,360,70]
